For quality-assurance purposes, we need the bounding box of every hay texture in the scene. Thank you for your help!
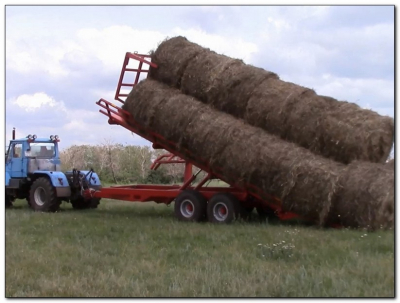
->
[328,161,394,230]
[385,159,394,170]
[148,36,394,164]
[123,79,344,225]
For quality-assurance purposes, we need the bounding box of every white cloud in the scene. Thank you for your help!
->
[280,72,394,117]
[7,24,260,79]
[12,92,66,112]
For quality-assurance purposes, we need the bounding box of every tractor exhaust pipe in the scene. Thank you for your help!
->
[12,128,15,140]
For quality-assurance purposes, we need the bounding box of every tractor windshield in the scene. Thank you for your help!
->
[27,142,55,158]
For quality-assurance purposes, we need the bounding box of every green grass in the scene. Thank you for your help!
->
[6,198,394,297]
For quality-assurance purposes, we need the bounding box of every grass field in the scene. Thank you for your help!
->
[6,198,394,297]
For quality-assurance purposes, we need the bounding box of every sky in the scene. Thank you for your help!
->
[5,5,395,150]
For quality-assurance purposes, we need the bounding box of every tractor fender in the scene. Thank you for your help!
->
[32,171,71,197]
[5,172,11,187]
[79,170,102,188]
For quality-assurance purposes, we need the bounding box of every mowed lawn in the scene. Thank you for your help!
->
[6,198,394,297]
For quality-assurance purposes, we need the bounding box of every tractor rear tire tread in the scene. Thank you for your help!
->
[29,177,60,212]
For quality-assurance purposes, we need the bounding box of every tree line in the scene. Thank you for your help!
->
[59,140,186,184]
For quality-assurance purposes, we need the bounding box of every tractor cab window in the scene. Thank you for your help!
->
[28,143,55,158]
[6,143,22,161]
[12,144,22,158]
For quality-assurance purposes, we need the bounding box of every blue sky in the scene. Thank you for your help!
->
[5,5,395,149]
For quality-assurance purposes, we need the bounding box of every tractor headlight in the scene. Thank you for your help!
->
[32,134,37,140]
[50,135,54,140]
[55,135,59,140]
[27,134,32,139]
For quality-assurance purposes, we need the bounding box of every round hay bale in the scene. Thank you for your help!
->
[317,99,395,164]
[148,36,206,87]
[149,36,394,164]
[327,161,394,231]
[123,79,344,225]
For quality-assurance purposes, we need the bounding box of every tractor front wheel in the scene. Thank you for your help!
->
[29,177,60,212]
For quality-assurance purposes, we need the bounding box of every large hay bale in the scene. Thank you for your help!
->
[123,79,344,225]
[148,36,394,164]
[148,36,205,87]
[328,161,394,230]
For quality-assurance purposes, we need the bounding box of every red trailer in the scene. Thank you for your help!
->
[91,52,301,224]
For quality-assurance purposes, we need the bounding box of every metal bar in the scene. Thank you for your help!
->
[194,172,211,191]
[134,60,144,85]
[179,173,196,190]
[183,163,193,183]
[125,68,150,72]
[121,83,135,87]
[126,53,157,68]
[114,53,130,102]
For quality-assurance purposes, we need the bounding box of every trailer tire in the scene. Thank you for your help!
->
[174,190,207,222]
[29,177,60,212]
[207,193,241,224]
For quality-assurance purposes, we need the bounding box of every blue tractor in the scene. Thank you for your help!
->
[5,129,102,211]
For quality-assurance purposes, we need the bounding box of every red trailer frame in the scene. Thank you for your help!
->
[92,52,301,222]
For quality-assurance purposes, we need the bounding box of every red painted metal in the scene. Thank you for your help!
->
[114,52,157,103]
[90,184,248,205]
[94,52,308,224]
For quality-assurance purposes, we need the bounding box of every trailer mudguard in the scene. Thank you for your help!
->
[5,172,11,187]
[33,171,71,197]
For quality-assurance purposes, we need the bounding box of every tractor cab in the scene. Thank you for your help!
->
[6,134,61,178]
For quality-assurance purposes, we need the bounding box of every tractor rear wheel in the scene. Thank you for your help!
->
[174,190,207,222]
[207,193,241,224]
[29,177,61,212]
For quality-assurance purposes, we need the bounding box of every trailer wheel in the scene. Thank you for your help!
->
[207,193,241,224]
[174,190,207,222]
[29,177,60,212]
